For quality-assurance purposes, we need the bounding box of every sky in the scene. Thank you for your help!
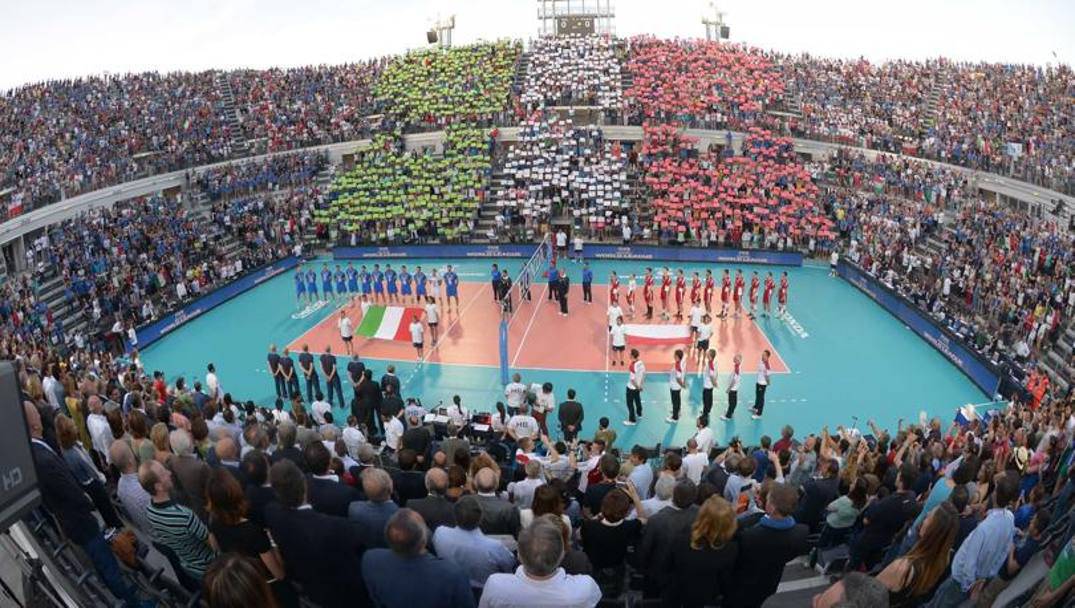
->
[1,0,1072,91]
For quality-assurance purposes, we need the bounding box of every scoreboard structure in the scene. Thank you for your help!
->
[537,0,614,37]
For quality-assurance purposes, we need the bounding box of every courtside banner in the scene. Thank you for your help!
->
[333,244,535,259]
[585,245,802,266]
[134,256,301,351]
[837,260,1000,397]
[334,244,802,266]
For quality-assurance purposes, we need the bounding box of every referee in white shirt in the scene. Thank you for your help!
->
[701,348,718,418]
[751,350,771,420]
[624,349,645,426]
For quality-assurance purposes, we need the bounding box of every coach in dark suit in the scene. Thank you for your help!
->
[304,442,362,517]
[638,479,699,595]
[25,403,144,608]
[557,269,570,315]
[727,482,810,608]
[407,469,456,531]
[266,460,369,608]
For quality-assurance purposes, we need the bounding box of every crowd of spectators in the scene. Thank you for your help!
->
[196,150,328,201]
[228,61,391,152]
[776,56,1075,194]
[13,321,1075,607]
[639,124,833,249]
[374,41,521,127]
[623,37,785,128]
[318,126,492,244]
[491,112,631,240]
[520,34,625,110]
[820,150,1074,376]
[0,71,234,212]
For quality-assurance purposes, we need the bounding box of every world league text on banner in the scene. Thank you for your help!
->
[837,260,1001,397]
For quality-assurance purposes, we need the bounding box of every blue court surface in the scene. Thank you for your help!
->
[141,255,985,448]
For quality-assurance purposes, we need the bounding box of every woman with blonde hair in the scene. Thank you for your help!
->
[663,495,739,607]
[54,414,124,530]
[876,501,958,607]
[150,422,172,464]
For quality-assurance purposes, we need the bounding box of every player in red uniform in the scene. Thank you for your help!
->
[674,269,686,319]
[778,271,789,316]
[703,269,714,313]
[748,271,760,318]
[609,271,620,306]
[762,272,775,317]
[733,270,745,318]
[719,269,731,318]
[690,272,701,305]
[643,268,655,319]
[660,268,672,319]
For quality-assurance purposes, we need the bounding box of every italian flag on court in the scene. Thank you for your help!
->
[356,305,425,341]
[623,323,692,345]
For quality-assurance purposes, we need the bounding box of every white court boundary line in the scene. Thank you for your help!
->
[510,284,549,367]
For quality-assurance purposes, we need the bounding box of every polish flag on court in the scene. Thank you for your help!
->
[623,323,692,345]
[355,305,424,341]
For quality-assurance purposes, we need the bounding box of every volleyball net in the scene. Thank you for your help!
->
[498,234,553,384]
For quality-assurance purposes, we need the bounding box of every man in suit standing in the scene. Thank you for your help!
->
[557,269,571,316]
[793,457,840,532]
[558,389,584,442]
[727,482,810,608]
[304,441,362,517]
[407,468,456,531]
[266,460,369,608]
[638,479,699,597]
[473,467,520,537]
[24,403,147,608]
[167,429,210,521]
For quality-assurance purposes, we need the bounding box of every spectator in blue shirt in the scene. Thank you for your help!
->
[926,472,1019,607]
[362,509,475,608]
[348,468,399,549]
[432,496,516,590]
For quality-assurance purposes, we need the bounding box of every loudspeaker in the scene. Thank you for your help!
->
[720,25,731,39]
[0,362,40,530]
[427,30,438,44]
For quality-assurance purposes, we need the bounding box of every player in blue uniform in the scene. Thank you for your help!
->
[321,265,333,301]
[399,265,413,302]
[346,263,359,307]
[305,269,318,300]
[384,264,398,304]
[360,265,372,302]
[334,265,347,302]
[414,266,427,301]
[372,264,385,303]
[444,264,460,311]
[294,266,307,307]
[547,260,558,301]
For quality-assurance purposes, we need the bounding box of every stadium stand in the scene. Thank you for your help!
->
[3,29,1075,608]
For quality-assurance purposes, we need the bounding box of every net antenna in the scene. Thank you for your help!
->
[498,233,554,384]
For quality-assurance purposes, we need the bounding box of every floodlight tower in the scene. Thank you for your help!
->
[428,15,456,48]
[702,1,730,42]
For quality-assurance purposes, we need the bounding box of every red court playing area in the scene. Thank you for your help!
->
[288,283,788,374]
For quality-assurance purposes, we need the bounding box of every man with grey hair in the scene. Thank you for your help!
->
[480,515,601,607]
[508,459,545,509]
[474,467,520,537]
[811,571,890,608]
[348,468,399,548]
[110,440,152,533]
[631,473,675,520]
[408,468,456,530]
[271,421,306,471]
[168,429,210,521]
[362,509,475,607]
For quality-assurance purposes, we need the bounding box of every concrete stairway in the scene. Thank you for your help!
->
[215,72,249,157]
